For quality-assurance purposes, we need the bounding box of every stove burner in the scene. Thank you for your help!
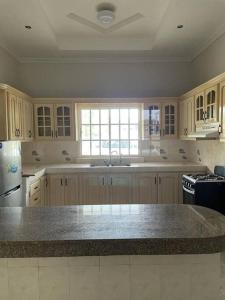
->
[186,174,225,182]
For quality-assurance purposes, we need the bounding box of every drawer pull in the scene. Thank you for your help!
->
[34,186,38,190]
[34,198,38,201]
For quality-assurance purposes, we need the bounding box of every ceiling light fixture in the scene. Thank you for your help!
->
[177,24,183,29]
[25,25,32,30]
[97,3,116,25]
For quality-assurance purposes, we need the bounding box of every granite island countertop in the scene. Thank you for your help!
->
[0,204,225,257]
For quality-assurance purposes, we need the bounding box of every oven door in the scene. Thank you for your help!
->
[183,185,195,205]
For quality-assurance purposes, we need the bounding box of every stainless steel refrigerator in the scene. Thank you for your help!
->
[0,141,24,207]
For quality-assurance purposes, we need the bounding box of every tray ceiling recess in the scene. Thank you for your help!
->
[1,0,225,61]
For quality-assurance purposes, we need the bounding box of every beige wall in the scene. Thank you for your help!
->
[0,46,19,87]
[191,33,225,86]
[18,61,193,98]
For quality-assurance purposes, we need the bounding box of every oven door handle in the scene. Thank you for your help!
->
[183,186,195,195]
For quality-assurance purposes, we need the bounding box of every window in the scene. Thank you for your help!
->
[79,104,141,156]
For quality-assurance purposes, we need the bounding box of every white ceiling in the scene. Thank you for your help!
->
[0,0,225,62]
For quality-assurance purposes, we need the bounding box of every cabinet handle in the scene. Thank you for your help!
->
[45,178,48,187]
[110,177,113,185]
[61,178,63,186]
[34,186,38,190]
[102,177,105,186]
[34,198,38,202]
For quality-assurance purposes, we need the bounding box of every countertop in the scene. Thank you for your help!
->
[0,204,225,257]
[22,162,207,177]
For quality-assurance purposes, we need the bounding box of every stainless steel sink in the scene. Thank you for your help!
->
[90,163,131,167]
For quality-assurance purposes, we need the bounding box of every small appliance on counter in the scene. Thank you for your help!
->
[0,141,24,207]
[182,165,225,214]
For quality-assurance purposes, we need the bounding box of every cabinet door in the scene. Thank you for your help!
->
[54,104,74,140]
[205,85,219,123]
[64,175,79,205]
[195,92,205,126]
[40,175,48,207]
[7,93,18,140]
[162,103,177,139]
[179,100,187,138]
[34,104,54,139]
[144,104,161,139]
[23,100,34,141]
[187,97,194,134]
[110,174,133,204]
[79,174,108,204]
[49,175,65,206]
[158,173,178,204]
[133,173,158,204]
[17,97,24,139]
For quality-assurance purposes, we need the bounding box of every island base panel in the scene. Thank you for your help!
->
[0,253,221,300]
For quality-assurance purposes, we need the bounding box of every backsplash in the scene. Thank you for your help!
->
[188,140,225,172]
[21,139,191,164]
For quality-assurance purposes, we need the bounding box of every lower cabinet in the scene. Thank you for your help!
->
[79,173,133,204]
[133,173,158,203]
[133,172,179,204]
[49,175,79,206]
[157,173,179,204]
[47,171,181,206]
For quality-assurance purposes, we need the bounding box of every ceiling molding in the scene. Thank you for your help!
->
[19,54,191,64]
[191,21,225,61]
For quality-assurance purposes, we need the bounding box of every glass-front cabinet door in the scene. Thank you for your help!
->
[162,103,177,138]
[147,104,161,139]
[195,92,205,125]
[205,85,218,123]
[35,104,54,139]
[54,104,74,139]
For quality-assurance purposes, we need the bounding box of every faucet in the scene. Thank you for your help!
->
[109,150,118,166]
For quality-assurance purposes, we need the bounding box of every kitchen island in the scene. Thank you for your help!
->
[0,204,224,299]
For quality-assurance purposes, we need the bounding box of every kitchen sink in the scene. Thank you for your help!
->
[90,163,131,167]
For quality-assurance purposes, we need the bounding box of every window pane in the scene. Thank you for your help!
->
[101,125,109,139]
[82,125,90,140]
[82,141,90,155]
[120,109,129,123]
[101,109,109,124]
[111,109,119,123]
[120,140,129,155]
[110,140,119,155]
[130,109,138,123]
[64,117,70,126]
[91,110,99,124]
[111,125,119,139]
[130,141,139,155]
[91,125,100,139]
[37,107,43,115]
[44,107,50,116]
[120,125,129,139]
[58,127,64,136]
[38,117,44,126]
[101,141,109,155]
[91,141,100,155]
[57,117,63,126]
[81,110,90,124]
[130,125,138,139]
[45,127,51,137]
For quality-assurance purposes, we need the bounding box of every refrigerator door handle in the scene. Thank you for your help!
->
[3,186,21,197]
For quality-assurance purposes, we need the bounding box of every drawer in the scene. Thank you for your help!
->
[29,191,41,207]
[30,179,41,196]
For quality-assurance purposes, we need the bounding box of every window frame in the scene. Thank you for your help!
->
[77,103,143,157]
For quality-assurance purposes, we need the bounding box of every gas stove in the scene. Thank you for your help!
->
[182,165,225,214]
[183,173,225,184]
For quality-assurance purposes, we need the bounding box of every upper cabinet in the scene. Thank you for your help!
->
[0,86,33,141]
[194,84,219,127]
[34,103,74,140]
[179,96,194,139]
[144,101,177,139]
